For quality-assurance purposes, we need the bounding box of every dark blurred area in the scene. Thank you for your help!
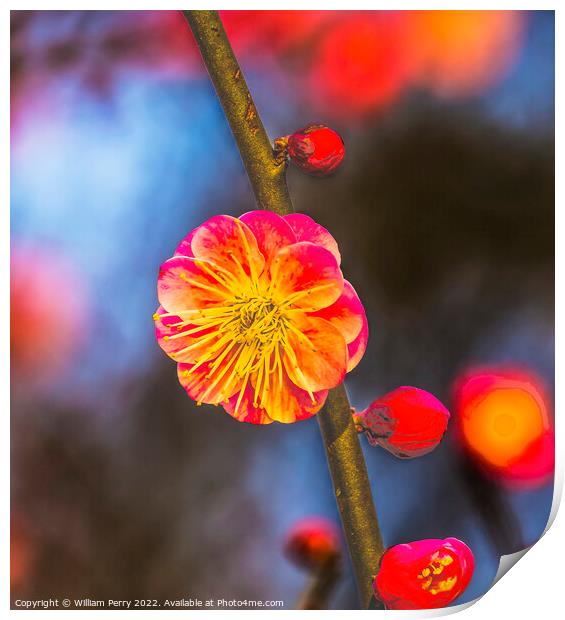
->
[11,10,554,609]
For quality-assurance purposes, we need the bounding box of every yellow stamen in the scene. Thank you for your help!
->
[235,219,260,286]
[253,354,265,407]
[282,344,316,404]
[179,273,232,298]
[418,554,457,595]
[282,282,337,307]
[286,322,317,352]
[199,344,243,402]
[233,370,251,417]
[195,259,237,292]
[164,316,231,340]
[429,577,457,595]
[259,354,271,408]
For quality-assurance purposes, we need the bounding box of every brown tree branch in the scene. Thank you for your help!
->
[183,10,385,608]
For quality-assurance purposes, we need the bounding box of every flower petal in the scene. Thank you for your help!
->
[267,381,327,424]
[346,309,368,371]
[252,364,328,423]
[154,305,224,364]
[190,214,265,282]
[284,314,347,392]
[223,384,274,425]
[310,280,365,343]
[157,255,230,314]
[240,210,296,265]
[284,213,341,264]
[271,242,343,311]
[174,228,196,258]
[177,359,242,405]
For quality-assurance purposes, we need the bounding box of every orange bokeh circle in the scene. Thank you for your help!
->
[454,368,553,487]
[460,386,547,468]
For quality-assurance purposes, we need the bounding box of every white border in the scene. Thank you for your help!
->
[4,2,560,617]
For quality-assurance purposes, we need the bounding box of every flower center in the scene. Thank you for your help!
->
[234,297,286,346]
[417,552,457,595]
[163,286,316,415]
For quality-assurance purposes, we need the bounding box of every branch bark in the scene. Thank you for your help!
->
[183,10,293,216]
[184,10,385,608]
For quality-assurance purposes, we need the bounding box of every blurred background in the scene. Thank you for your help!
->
[10,10,554,609]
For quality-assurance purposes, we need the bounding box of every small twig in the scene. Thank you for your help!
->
[297,556,341,610]
[458,452,526,554]
[184,10,385,608]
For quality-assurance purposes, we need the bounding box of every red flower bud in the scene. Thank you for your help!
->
[354,386,450,458]
[373,538,475,610]
[284,517,341,571]
[453,366,554,489]
[287,124,345,176]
